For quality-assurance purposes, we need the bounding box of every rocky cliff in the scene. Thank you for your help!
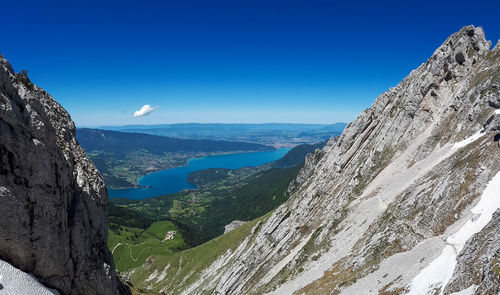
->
[131,25,500,294]
[0,55,130,294]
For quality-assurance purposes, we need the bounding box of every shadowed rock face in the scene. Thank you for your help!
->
[0,55,130,294]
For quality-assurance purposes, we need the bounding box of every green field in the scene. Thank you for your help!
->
[111,164,302,245]
[108,221,187,272]
[108,142,325,247]
[106,142,326,276]
[129,212,271,293]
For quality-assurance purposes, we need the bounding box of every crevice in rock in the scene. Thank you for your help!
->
[270,211,291,235]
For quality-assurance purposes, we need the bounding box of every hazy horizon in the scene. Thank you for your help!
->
[79,121,347,128]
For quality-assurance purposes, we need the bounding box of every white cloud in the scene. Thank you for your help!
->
[133,105,159,117]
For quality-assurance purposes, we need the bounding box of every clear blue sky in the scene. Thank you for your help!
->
[2,0,499,126]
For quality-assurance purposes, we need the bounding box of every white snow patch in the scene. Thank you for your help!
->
[495,109,500,115]
[340,237,444,294]
[408,171,500,294]
[407,246,457,295]
[450,285,477,295]
[0,259,59,295]
[447,173,500,249]
[452,129,485,150]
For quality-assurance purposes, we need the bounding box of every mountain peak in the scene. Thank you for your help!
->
[426,25,491,81]
[136,26,500,295]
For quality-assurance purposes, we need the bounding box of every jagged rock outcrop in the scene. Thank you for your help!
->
[132,26,500,294]
[0,55,130,294]
[224,221,248,234]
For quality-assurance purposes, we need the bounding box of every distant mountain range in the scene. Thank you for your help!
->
[76,128,273,189]
[97,123,347,147]
[77,128,271,155]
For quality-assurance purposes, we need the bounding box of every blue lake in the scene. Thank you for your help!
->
[108,148,290,200]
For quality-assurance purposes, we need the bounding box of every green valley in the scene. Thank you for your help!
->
[106,142,325,272]
[129,212,271,293]
[111,164,302,244]
[108,221,187,272]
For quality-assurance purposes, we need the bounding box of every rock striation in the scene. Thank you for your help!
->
[134,25,500,294]
[224,220,248,234]
[0,55,130,294]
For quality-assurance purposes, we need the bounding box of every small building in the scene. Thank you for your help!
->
[163,231,176,241]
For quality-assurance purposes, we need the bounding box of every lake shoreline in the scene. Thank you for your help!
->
[105,148,276,191]
[108,148,290,200]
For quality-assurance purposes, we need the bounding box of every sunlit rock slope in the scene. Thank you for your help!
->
[132,25,500,295]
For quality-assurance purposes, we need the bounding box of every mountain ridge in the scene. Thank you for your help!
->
[0,54,130,294]
[77,128,273,154]
[129,25,500,294]
[97,123,347,148]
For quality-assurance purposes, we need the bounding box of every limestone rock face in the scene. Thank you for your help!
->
[139,26,500,294]
[224,220,248,234]
[0,55,130,294]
